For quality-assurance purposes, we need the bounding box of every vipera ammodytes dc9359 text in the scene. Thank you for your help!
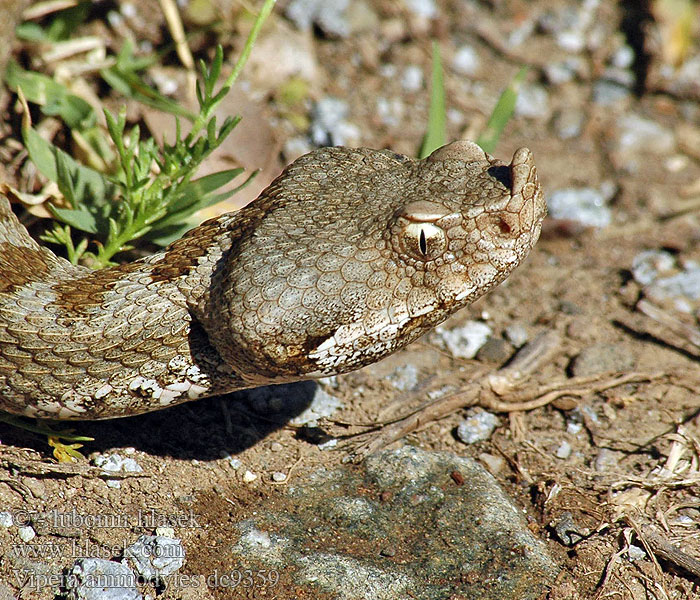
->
[0,141,546,420]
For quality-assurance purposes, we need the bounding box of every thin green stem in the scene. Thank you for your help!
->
[187,0,276,141]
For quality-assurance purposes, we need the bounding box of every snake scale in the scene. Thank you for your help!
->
[0,141,546,420]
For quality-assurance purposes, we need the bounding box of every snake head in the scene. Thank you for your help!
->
[199,141,546,384]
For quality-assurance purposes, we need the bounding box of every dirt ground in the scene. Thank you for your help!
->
[1,0,700,598]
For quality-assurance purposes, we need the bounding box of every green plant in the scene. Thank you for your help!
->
[419,42,527,157]
[14,0,277,268]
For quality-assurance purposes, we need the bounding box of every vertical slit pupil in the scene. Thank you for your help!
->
[419,228,427,255]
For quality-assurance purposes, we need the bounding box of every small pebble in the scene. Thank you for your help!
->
[592,79,631,106]
[155,527,175,538]
[627,544,646,561]
[435,320,491,359]
[571,343,635,377]
[272,472,288,482]
[555,441,572,459]
[376,97,405,128]
[515,84,550,119]
[611,44,635,69]
[504,324,529,348]
[404,0,437,19]
[547,187,611,228]
[616,114,675,156]
[551,511,589,546]
[478,452,505,474]
[646,267,700,313]
[228,457,243,470]
[456,410,499,444]
[553,109,585,140]
[289,387,344,426]
[18,525,36,542]
[400,65,423,92]
[310,98,361,147]
[124,535,185,580]
[452,45,480,77]
[631,250,675,286]
[544,59,582,85]
[285,0,350,37]
[595,448,623,472]
[389,363,419,392]
[0,512,12,527]
[566,421,583,435]
[476,337,513,363]
[243,470,258,483]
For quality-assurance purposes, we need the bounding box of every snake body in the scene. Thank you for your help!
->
[0,141,545,419]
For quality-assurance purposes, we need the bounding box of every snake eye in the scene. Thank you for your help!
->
[401,223,447,260]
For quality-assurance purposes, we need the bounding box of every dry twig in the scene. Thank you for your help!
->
[349,330,660,460]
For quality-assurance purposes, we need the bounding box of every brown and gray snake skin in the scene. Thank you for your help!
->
[0,141,546,420]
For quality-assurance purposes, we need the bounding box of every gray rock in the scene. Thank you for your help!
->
[570,343,636,377]
[555,440,572,459]
[0,512,13,527]
[592,79,632,106]
[404,0,437,19]
[547,187,611,228]
[400,65,423,92]
[553,108,585,140]
[376,96,405,127]
[551,511,589,546]
[310,97,361,147]
[231,446,558,599]
[388,363,419,392]
[17,526,35,542]
[611,45,635,69]
[93,453,143,490]
[289,386,344,426]
[66,558,142,600]
[123,535,185,580]
[476,337,513,363]
[285,0,355,38]
[434,320,492,359]
[594,448,624,472]
[632,250,675,286]
[452,45,480,76]
[616,114,675,156]
[514,84,550,119]
[504,323,529,348]
[456,410,500,444]
[544,56,585,85]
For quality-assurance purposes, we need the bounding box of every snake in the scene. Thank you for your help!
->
[0,141,546,420]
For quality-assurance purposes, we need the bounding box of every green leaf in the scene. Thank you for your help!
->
[477,66,528,154]
[5,61,96,130]
[45,1,90,42]
[419,41,446,159]
[146,169,257,245]
[22,125,115,229]
[15,22,47,42]
[100,42,196,120]
[49,206,98,234]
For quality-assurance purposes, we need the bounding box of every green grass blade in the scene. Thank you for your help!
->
[419,41,446,159]
[476,66,528,154]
